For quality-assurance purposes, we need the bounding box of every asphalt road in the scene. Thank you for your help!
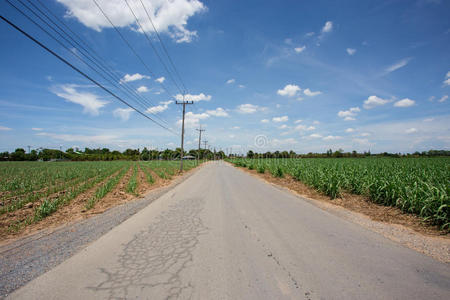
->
[9,162,450,299]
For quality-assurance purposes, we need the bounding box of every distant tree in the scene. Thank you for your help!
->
[247,150,254,158]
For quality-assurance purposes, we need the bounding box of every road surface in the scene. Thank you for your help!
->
[9,162,450,299]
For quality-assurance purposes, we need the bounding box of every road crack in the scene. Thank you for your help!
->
[88,197,207,299]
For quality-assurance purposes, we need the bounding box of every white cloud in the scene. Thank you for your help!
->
[31,127,43,131]
[303,88,322,96]
[345,128,355,133]
[272,116,289,123]
[155,77,165,83]
[175,93,211,102]
[206,107,229,117]
[309,133,322,139]
[439,95,448,102]
[313,120,320,125]
[137,86,149,93]
[177,111,209,127]
[323,135,342,141]
[238,84,245,88]
[294,124,315,131]
[428,96,435,102]
[52,84,108,116]
[231,126,240,129]
[261,119,269,123]
[277,84,301,97]
[113,107,134,121]
[363,95,390,109]
[346,48,356,55]
[237,104,261,114]
[305,32,315,37]
[443,71,450,86]
[147,100,173,114]
[0,126,11,131]
[405,128,418,134]
[56,0,206,43]
[394,98,415,107]
[423,118,434,122]
[338,107,360,120]
[360,132,371,137]
[226,78,235,84]
[278,124,289,129]
[384,58,411,74]
[321,21,333,33]
[120,73,150,83]
[294,119,302,124]
[294,46,306,53]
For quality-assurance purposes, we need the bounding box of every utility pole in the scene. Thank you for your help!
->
[203,140,208,150]
[196,125,205,164]
[176,97,194,172]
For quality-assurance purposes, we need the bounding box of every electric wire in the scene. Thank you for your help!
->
[124,0,184,95]
[23,0,173,127]
[11,0,173,128]
[8,0,150,116]
[0,14,177,135]
[138,0,188,94]
[92,0,179,100]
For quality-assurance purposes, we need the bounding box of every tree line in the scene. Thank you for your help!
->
[1,147,448,162]
[244,149,450,159]
[0,147,226,161]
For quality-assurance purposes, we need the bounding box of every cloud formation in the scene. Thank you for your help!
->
[277,84,301,97]
[175,93,211,102]
[52,84,108,116]
[363,95,390,109]
[120,73,150,83]
[338,107,360,121]
[394,98,415,107]
[272,116,288,123]
[113,107,134,121]
[206,107,229,117]
[57,0,206,43]
[383,58,411,74]
[346,48,356,55]
[147,100,173,114]
[137,86,148,93]
[303,88,322,96]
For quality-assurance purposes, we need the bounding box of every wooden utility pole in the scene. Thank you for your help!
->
[196,125,205,164]
[176,97,194,172]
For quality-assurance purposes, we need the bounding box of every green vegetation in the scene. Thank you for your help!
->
[126,164,139,195]
[230,157,450,229]
[85,166,129,210]
[0,160,199,230]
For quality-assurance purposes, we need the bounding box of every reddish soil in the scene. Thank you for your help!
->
[237,166,447,236]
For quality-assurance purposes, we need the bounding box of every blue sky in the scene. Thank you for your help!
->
[0,0,449,154]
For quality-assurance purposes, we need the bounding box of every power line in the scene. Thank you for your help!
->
[22,0,172,127]
[124,0,184,95]
[0,14,177,135]
[139,0,188,94]
[92,0,178,100]
[8,0,147,116]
